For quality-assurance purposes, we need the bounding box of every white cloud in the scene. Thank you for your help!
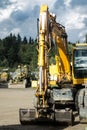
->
[79,30,87,39]
[0,5,14,22]
[64,0,72,7]
[9,0,56,10]
[10,0,17,2]
[0,0,87,42]
[57,7,87,31]
[0,0,29,23]
[65,11,86,30]
[53,2,87,42]
[9,0,26,11]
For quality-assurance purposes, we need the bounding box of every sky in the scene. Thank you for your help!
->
[0,0,87,42]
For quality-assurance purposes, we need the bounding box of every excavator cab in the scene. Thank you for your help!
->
[72,44,87,84]
[72,43,87,122]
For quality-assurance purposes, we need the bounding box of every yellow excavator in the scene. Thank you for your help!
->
[19,5,87,125]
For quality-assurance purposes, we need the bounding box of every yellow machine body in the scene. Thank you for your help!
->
[19,5,87,125]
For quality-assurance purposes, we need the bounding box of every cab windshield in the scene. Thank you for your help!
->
[74,49,87,78]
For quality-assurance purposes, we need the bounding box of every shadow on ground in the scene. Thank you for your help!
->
[0,120,81,130]
[0,82,8,88]
[0,123,70,130]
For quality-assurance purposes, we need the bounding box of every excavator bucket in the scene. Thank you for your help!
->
[19,108,74,125]
[19,108,54,124]
[8,79,27,88]
[19,108,36,124]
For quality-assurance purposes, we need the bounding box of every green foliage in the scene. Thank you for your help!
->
[68,41,73,54]
[0,33,74,71]
[67,41,73,61]
[0,33,37,71]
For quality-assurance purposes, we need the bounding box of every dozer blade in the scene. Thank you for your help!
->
[79,107,87,123]
[8,83,26,88]
[8,79,27,88]
[8,81,26,88]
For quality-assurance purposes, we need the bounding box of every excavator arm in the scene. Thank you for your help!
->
[35,5,73,122]
[49,15,71,83]
[37,5,71,96]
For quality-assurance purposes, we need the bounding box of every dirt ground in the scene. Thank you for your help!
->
[0,87,87,130]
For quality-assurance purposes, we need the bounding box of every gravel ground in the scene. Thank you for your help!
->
[0,87,87,130]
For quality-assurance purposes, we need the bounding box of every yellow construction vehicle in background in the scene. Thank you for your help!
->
[0,68,9,82]
[8,65,31,88]
[19,5,87,125]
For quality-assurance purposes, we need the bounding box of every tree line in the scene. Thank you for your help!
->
[0,33,38,71]
[0,33,76,72]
